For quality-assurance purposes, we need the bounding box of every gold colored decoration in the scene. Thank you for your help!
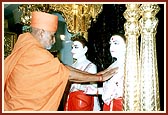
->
[4,32,17,58]
[139,4,160,111]
[123,4,141,111]
[18,4,103,40]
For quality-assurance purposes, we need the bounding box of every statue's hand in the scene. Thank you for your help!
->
[84,85,97,95]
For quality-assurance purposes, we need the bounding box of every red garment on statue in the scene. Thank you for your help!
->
[103,97,123,111]
[64,90,94,111]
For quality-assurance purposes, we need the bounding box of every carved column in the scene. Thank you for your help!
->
[139,4,160,111]
[123,4,141,111]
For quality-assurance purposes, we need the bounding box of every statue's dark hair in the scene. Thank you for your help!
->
[71,35,88,48]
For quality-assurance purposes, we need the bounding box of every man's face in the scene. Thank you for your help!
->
[71,41,86,59]
[41,31,56,50]
[109,35,126,59]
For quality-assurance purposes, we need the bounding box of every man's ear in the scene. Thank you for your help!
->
[83,46,88,54]
[38,29,45,40]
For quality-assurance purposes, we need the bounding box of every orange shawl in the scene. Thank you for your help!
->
[4,32,70,111]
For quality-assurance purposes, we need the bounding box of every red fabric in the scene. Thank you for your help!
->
[4,32,70,111]
[64,90,94,111]
[103,102,110,111]
[103,98,123,111]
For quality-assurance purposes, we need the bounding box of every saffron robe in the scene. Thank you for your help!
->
[4,32,70,111]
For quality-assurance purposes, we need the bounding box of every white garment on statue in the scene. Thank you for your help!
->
[102,60,124,105]
[70,59,101,111]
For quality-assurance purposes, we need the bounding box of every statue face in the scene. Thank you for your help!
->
[109,35,126,59]
[71,41,86,59]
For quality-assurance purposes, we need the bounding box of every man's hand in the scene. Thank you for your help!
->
[97,67,118,81]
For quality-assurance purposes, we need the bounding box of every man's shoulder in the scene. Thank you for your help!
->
[25,46,54,61]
